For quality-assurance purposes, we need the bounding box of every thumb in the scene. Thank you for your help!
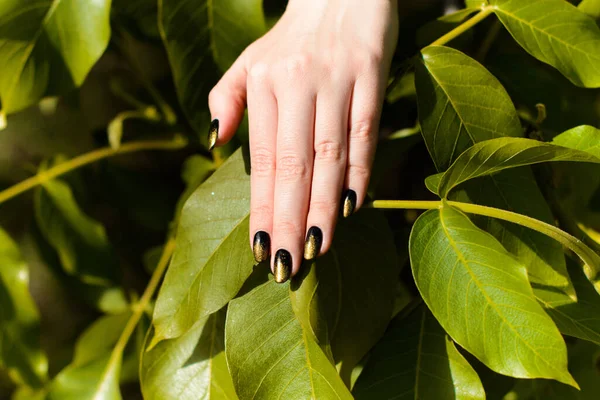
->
[208,53,248,150]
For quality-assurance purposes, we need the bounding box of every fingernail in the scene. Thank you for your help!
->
[208,119,219,151]
[253,231,270,263]
[342,189,357,218]
[304,227,323,260]
[274,249,292,283]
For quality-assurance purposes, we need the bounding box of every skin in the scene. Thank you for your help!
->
[208,0,400,277]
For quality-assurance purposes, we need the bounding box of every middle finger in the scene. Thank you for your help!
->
[271,81,316,283]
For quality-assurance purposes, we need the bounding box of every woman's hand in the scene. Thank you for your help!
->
[208,0,399,283]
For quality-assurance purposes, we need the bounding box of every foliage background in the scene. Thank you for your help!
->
[1,0,600,399]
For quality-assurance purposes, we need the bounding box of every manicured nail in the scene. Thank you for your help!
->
[274,249,292,283]
[342,189,357,218]
[304,227,323,260]
[208,119,219,151]
[253,231,271,263]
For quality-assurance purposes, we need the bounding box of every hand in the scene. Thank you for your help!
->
[208,0,399,283]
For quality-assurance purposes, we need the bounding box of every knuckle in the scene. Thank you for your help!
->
[348,162,372,181]
[349,119,377,142]
[248,62,270,83]
[284,54,311,78]
[277,155,310,181]
[356,50,382,70]
[314,140,346,163]
[251,147,276,177]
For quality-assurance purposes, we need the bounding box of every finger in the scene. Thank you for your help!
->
[344,65,386,217]
[208,52,248,150]
[272,84,315,283]
[304,83,352,260]
[248,64,278,264]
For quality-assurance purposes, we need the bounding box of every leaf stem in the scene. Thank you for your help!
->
[370,200,600,288]
[108,236,176,368]
[429,6,495,47]
[0,136,188,206]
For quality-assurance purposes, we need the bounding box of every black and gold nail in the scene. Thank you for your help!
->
[208,119,219,151]
[342,189,357,218]
[274,249,292,283]
[304,227,323,260]
[253,231,271,263]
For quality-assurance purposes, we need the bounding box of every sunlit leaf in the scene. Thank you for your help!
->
[226,279,353,400]
[159,0,266,135]
[437,126,600,198]
[353,305,485,399]
[455,168,574,296]
[409,205,576,386]
[151,149,254,345]
[0,0,111,115]
[0,227,47,388]
[416,45,572,301]
[416,45,522,171]
[290,209,398,378]
[47,313,130,400]
[491,0,600,88]
[141,310,237,400]
[579,0,600,20]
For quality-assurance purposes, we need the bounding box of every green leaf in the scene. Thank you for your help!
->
[535,259,600,345]
[290,209,398,378]
[0,0,111,115]
[579,0,600,20]
[437,126,600,198]
[416,45,572,301]
[141,310,238,400]
[416,45,522,171]
[35,176,118,286]
[226,279,353,400]
[353,305,485,400]
[455,168,575,296]
[491,0,600,88]
[409,205,576,386]
[47,313,130,400]
[159,0,266,135]
[425,172,442,194]
[0,227,47,387]
[151,149,253,345]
